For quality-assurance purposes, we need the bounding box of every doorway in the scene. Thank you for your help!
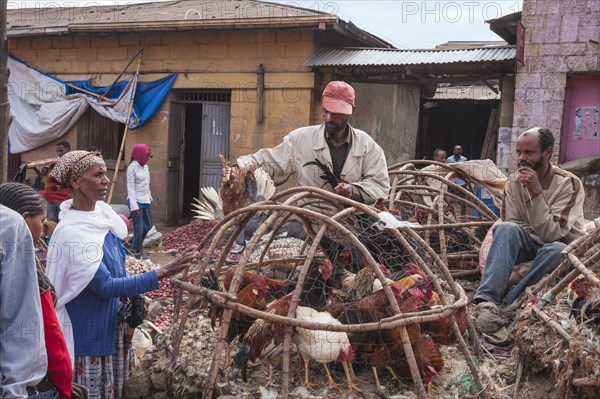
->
[183,103,202,217]
[418,99,499,161]
[166,90,231,225]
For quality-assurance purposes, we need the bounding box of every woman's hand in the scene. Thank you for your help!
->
[156,245,199,279]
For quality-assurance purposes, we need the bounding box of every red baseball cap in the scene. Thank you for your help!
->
[321,81,355,115]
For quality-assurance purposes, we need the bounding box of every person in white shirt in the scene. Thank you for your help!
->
[126,144,153,259]
[445,145,468,185]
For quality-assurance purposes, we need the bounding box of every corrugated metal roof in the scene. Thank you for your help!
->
[303,46,516,67]
[429,85,500,100]
[434,41,508,50]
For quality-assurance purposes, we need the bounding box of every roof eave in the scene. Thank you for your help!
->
[486,11,521,45]
[8,26,70,37]
[69,18,333,33]
[334,20,394,48]
[310,60,515,84]
[8,15,339,37]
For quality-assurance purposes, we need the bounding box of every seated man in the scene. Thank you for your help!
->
[473,127,585,306]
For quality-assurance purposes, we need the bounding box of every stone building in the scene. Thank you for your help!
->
[492,0,599,172]
[490,0,599,218]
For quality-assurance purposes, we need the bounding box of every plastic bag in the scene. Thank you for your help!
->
[143,226,162,248]
[132,328,153,359]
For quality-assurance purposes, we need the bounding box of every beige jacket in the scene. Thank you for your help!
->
[237,124,390,205]
[501,164,585,245]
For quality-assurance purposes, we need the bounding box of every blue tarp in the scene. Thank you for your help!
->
[8,55,178,153]
[66,73,177,129]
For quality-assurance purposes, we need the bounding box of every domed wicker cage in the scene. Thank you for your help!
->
[170,187,485,399]
[386,160,502,277]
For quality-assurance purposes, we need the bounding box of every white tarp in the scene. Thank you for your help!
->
[7,57,135,154]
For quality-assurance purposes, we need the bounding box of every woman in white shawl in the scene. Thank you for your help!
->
[45,151,197,399]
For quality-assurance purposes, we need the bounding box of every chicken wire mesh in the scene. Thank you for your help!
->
[168,187,483,399]
[510,227,600,399]
[387,160,502,278]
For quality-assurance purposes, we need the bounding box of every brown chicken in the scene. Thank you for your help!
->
[192,158,275,221]
[351,290,427,391]
[218,155,276,217]
[393,273,425,292]
[421,292,468,345]
[222,265,295,300]
[567,273,600,323]
[233,293,293,382]
[232,260,334,382]
[323,283,433,391]
[393,333,444,385]
[374,198,402,216]
[201,269,269,366]
[403,269,468,346]
[219,155,247,216]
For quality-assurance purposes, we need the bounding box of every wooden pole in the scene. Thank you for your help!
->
[107,53,143,204]
[256,64,264,123]
[0,2,9,182]
[65,82,115,103]
[102,48,143,97]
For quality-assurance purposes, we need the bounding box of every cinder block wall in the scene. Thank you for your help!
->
[511,0,600,172]
[352,82,420,167]
[10,28,317,224]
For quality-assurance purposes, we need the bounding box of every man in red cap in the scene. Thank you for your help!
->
[236,81,389,211]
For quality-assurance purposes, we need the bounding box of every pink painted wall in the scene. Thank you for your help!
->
[560,76,600,163]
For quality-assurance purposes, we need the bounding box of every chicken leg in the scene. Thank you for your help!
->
[265,365,277,387]
[348,362,368,384]
[303,358,315,389]
[372,366,383,392]
[342,361,364,394]
[225,345,232,368]
[322,363,342,391]
[386,365,399,380]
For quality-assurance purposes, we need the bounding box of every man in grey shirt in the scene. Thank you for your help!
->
[0,205,46,398]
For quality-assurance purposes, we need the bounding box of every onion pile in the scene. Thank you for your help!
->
[150,304,185,330]
[161,221,216,252]
[146,278,177,300]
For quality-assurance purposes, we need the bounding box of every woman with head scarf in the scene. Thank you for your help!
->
[126,144,153,259]
[0,182,75,399]
[45,151,197,399]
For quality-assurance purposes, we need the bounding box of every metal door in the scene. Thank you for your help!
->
[560,76,600,162]
[200,102,230,189]
[167,102,185,225]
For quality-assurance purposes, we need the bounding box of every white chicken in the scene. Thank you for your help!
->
[293,306,360,392]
